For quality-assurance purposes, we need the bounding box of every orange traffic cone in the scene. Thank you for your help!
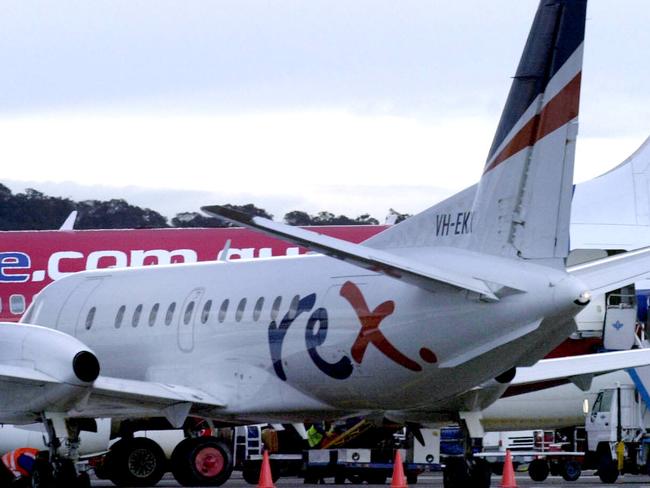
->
[258,450,276,488]
[500,450,517,488]
[390,450,408,488]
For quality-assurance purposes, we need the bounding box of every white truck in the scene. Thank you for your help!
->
[584,382,650,483]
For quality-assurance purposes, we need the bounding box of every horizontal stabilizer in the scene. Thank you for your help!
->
[568,246,650,295]
[202,205,500,300]
[512,349,650,386]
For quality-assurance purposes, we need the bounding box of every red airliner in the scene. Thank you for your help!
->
[0,226,386,323]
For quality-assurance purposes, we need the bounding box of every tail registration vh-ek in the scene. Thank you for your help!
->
[2,1,650,487]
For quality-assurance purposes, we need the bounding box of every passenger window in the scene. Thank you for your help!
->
[148,303,159,327]
[270,296,282,321]
[9,294,25,315]
[184,301,195,325]
[115,305,126,329]
[235,298,247,322]
[288,295,300,318]
[218,299,229,323]
[165,302,176,326]
[253,297,265,321]
[132,304,143,327]
[201,300,212,324]
[85,307,96,330]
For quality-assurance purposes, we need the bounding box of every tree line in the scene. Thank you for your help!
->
[0,184,410,231]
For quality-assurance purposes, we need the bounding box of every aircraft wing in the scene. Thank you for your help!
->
[511,349,650,388]
[568,246,650,295]
[70,376,225,426]
[0,322,225,427]
[202,205,501,300]
[0,368,225,427]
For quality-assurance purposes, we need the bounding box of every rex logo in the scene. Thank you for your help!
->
[268,281,437,381]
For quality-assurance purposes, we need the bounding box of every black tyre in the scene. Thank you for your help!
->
[561,460,581,482]
[469,459,491,488]
[406,472,418,484]
[347,473,364,484]
[242,461,261,485]
[31,458,53,488]
[490,462,504,475]
[528,459,549,482]
[242,460,281,485]
[334,472,346,484]
[76,471,92,488]
[443,458,469,488]
[363,472,386,484]
[598,458,619,484]
[109,437,167,487]
[171,437,233,487]
[54,459,78,487]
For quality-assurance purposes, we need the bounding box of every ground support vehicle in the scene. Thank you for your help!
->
[238,424,440,485]
[584,382,650,483]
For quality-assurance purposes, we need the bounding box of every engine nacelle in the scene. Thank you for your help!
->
[0,322,100,423]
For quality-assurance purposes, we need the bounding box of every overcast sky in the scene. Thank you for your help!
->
[1,1,649,221]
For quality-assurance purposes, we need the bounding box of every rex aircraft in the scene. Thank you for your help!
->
[3,1,650,487]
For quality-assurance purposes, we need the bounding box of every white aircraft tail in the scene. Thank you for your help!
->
[367,0,587,266]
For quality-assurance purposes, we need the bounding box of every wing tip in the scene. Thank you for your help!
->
[201,205,254,225]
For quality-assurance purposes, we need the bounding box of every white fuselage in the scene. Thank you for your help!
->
[24,250,585,423]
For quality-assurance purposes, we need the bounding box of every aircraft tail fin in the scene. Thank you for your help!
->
[367,1,587,265]
[470,0,586,262]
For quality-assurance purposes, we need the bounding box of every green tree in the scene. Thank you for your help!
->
[284,210,313,226]
[76,199,168,229]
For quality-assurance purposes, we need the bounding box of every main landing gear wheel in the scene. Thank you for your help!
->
[469,459,492,488]
[107,437,167,487]
[443,458,491,488]
[443,458,469,488]
[171,437,233,486]
[31,458,89,488]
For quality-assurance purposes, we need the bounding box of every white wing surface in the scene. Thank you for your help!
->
[202,205,506,300]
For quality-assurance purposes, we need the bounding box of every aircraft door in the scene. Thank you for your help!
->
[56,277,105,336]
[177,288,204,353]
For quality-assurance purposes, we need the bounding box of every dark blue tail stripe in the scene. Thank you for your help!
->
[486,0,587,164]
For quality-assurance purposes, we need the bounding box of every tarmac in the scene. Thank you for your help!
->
[90,471,650,487]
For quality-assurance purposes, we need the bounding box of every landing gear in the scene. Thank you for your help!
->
[105,437,167,487]
[171,436,234,486]
[443,458,490,488]
[442,420,491,488]
[34,415,91,488]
